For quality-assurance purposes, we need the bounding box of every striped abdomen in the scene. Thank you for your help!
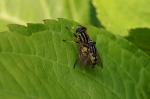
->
[88,40,99,66]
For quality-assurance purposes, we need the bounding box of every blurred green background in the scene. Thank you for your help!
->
[0,0,150,55]
[1,0,150,34]
[0,0,101,31]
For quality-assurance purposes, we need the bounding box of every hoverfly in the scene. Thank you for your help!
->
[64,25,102,69]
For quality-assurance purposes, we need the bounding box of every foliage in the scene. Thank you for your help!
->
[0,19,149,99]
[126,28,150,55]
[92,0,150,36]
[0,0,100,31]
[0,0,150,99]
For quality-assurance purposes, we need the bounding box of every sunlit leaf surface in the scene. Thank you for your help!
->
[0,19,149,99]
[93,0,150,36]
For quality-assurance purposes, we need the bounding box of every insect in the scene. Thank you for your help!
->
[64,25,102,69]
[74,40,101,68]
[75,25,89,44]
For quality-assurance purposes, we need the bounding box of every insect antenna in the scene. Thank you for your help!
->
[65,26,77,37]
[62,39,79,44]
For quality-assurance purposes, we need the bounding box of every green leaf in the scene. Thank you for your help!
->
[0,0,101,32]
[0,18,150,99]
[126,28,150,56]
[92,0,150,36]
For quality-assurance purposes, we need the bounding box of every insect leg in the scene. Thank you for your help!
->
[100,60,103,69]
[74,33,77,38]
[73,58,78,68]
[65,26,74,33]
